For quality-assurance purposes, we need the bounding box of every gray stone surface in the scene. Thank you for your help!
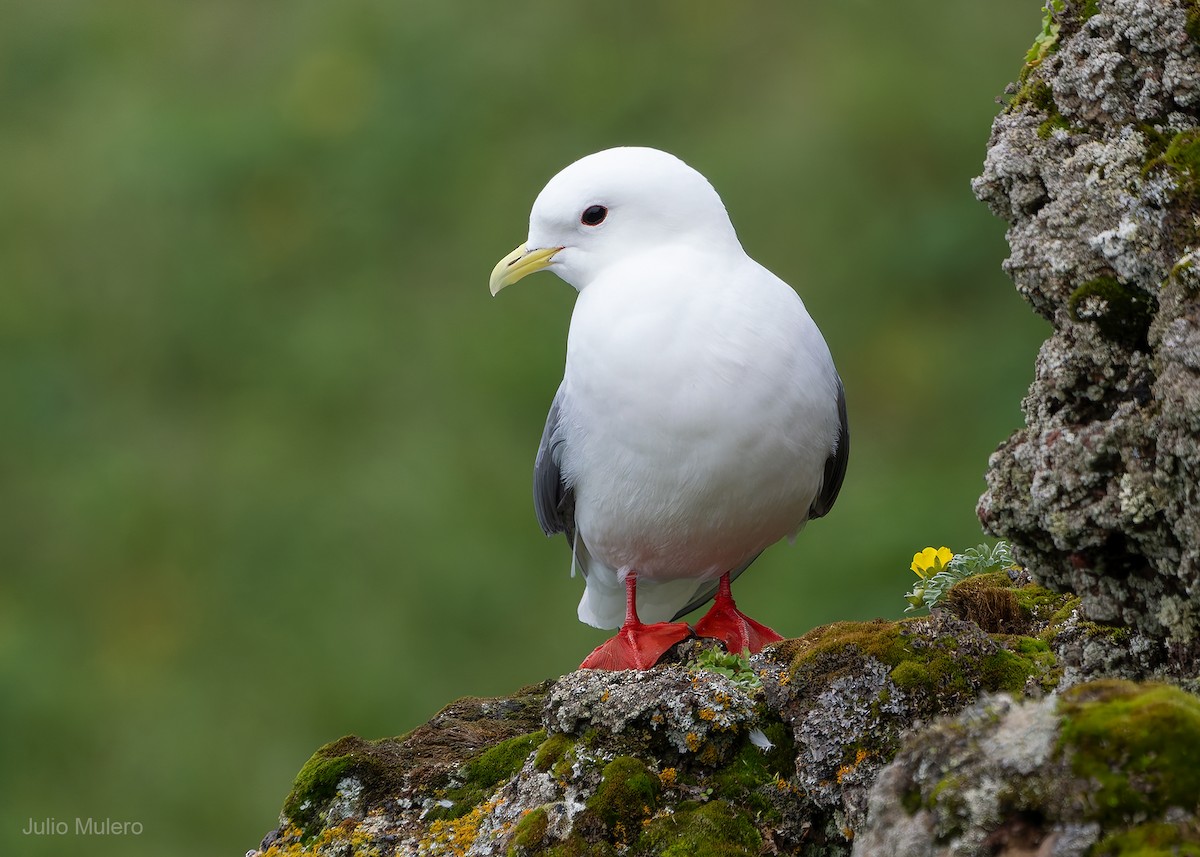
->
[973,0,1200,652]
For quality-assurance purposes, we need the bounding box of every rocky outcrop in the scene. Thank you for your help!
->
[248,574,1200,856]
[972,0,1200,654]
[857,681,1200,856]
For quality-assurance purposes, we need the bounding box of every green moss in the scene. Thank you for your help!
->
[1146,129,1200,192]
[470,730,546,784]
[534,733,575,774]
[1092,821,1200,856]
[708,720,794,817]
[1037,112,1069,139]
[508,806,550,855]
[284,750,357,836]
[1009,78,1053,113]
[1143,128,1200,246]
[1077,620,1129,641]
[587,756,660,834]
[636,800,762,857]
[1014,636,1049,656]
[544,837,617,857]
[1046,594,1083,628]
[1068,277,1156,348]
[782,619,909,675]
[429,730,546,821]
[929,774,963,807]
[1187,1,1200,44]
[281,734,421,839]
[781,617,1040,703]
[1005,75,1069,139]
[979,649,1038,693]
[1058,682,1200,826]
[887,647,1030,696]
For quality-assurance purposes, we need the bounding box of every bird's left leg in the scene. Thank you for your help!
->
[693,572,783,654]
[579,571,692,670]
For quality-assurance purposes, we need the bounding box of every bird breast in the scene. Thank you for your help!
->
[557,250,839,581]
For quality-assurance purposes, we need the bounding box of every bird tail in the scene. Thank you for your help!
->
[575,543,713,630]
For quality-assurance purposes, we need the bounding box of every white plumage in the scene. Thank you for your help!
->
[491,146,847,637]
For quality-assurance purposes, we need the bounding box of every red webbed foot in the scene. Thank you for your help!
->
[579,571,693,670]
[693,573,784,654]
[580,620,693,670]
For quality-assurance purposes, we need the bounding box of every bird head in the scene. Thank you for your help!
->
[489,147,741,295]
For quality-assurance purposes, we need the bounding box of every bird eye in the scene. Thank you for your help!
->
[581,204,608,226]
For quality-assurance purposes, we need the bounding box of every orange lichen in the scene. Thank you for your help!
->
[835,748,872,784]
[420,796,501,856]
[259,821,382,857]
[698,743,722,766]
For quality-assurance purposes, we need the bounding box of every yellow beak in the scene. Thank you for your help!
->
[489,243,562,296]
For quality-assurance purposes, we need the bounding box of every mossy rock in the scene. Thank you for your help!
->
[508,806,551,855]
[635,800,762,857]
[1058,681,1200,827]
[1068,276,1157,349]
[542,838,618,857]
[1146,128,1200,196]
[534,732,576,778]
[281,681,551,837]
[777,615,1040,707]
[1092,820,1200,856]
[283,735,407,837]
[428,730,546,821]
[942,571,1077,634]
[586,756,661,838]
[707,719,794,818]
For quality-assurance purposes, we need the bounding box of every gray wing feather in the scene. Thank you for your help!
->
[533,384,574,542]
[808,378,849,519]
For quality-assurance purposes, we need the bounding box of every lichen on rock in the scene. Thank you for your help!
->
[250,573,1115,857]
[855,679,1200,855]
[973,0,1200,656]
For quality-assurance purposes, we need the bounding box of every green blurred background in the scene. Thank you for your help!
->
[1,2,1048,854]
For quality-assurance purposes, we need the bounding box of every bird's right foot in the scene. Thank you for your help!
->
[579,571,692,670]
[579,620,692,670]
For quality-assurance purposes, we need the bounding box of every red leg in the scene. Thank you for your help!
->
[693,573,783,654]
[580,574,692,670]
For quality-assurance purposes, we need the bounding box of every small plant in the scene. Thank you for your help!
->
[1025,0,1065,67]
[903,542,1019,614]
[691,647,762,692]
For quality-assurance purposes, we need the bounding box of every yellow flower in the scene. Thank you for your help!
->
[911,546,953,579]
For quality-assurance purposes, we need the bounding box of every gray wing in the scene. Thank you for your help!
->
[808,378,849,519]
[533,384,574,542]
[670,377,849,621]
